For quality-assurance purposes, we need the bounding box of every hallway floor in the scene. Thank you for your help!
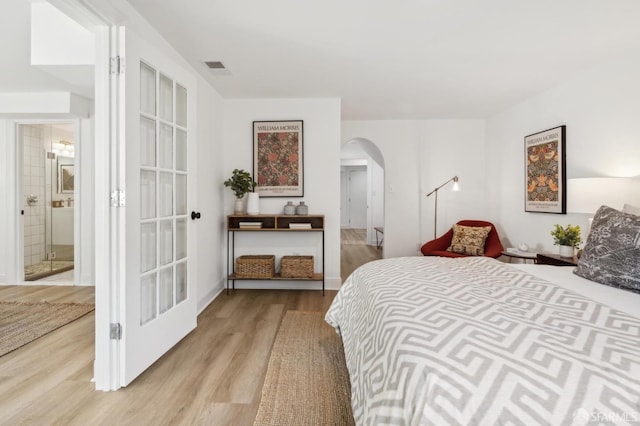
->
[340,228,382,282]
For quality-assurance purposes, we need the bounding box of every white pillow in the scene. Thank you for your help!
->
[622,203,640,216]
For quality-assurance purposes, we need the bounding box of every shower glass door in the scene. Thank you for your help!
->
[23,123,75,281]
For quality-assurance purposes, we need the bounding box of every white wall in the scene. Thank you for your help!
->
[195,75,226,312]
[342,120,486,258]
[485,55,640,253]
[223,98,341,289]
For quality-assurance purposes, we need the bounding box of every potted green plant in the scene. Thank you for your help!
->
[224,169,257,214]
[550,224,582,258]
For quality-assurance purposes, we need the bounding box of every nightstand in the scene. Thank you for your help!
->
[536,253,579,266]
[501,249,537,264]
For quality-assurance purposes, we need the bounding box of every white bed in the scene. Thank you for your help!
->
[513,263,640,316]
[326,256,640,425]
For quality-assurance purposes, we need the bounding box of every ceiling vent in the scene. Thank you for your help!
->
[204,61,231,76]
[205,61,226,69]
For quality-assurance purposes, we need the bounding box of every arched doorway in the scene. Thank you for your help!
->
[340,138,385,281]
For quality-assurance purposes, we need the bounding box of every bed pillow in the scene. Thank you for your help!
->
[574,205,640,292]
[447,224,491,256]
[623,203,640,216]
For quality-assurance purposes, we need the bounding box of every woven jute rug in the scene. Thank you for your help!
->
[0,301,95,357]
[254,311,354,426]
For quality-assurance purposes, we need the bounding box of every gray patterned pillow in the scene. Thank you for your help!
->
[574,205,640,293]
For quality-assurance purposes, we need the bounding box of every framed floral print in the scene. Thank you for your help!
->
[253,120,304,197]
[524,125,566,214]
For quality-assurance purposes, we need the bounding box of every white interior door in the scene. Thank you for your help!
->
[120,27,197,386]
[348,169,367,228]
[340,171,348,227]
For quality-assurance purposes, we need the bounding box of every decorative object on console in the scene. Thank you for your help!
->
[550,223,582,258]
[425,175,460,239]
[284,201,296,215]
[574,205,640,293]
[253,120,304,197]
[280,256,314,278]
[224,168,257,214]
[235,255,275,278]
[524,125,566,214]
[296,201,308,215]
[246,192,260,215]
[421,220,504,258]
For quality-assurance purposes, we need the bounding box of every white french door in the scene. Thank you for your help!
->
[118,27,197,386]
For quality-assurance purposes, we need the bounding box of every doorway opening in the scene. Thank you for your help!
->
[340,138,385,281]
[20,123,77,282]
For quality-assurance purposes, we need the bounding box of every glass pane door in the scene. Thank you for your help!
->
[139,62,188,325]
[22,123,75,281]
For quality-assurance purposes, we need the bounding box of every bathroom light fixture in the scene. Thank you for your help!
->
[58,140,74,157]
[426,176,461,239]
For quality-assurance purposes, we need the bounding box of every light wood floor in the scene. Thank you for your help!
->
[340,228,382,281]
[0,231,379,424]
[0,287,337,425]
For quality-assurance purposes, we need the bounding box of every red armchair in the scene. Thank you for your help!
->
[420,220,504,258]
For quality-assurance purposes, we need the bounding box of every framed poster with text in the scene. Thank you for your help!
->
[525,125,566,213]
[253,120,304,197]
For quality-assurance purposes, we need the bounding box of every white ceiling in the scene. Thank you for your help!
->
[0,0,92,98]
[127,0,640,119]
[2,1,640,120]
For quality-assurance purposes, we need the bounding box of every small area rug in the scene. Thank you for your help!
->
[24,261,74,281]
[0,301,95,356]
[254,311,354,426]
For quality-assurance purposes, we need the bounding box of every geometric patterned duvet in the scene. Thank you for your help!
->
[325,257,640,425]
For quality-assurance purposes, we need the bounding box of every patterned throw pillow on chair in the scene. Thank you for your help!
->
[447,224,492,256]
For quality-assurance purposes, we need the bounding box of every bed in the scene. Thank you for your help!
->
[326,205,640,425]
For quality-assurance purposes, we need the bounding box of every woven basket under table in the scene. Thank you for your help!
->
[280,256,314,278]
[235,255,275,278]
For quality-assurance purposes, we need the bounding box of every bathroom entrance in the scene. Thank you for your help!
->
[20,123,76,281]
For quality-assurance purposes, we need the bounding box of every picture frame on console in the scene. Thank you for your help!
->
[524,125,566,214]
[253,120,304,197]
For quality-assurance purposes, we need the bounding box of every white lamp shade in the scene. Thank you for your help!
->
[567,177,632,214]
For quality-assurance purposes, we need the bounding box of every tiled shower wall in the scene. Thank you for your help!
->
[23,125,46,267]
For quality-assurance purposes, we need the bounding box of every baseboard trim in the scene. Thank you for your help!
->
[197,280,224,315]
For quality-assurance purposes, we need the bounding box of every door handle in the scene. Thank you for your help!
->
[191,211,201,220]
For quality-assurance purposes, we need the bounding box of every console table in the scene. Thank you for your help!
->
[226,214,325,294]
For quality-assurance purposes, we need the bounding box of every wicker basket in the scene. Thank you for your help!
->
[280,256,314,278]
[235,255,275,278]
